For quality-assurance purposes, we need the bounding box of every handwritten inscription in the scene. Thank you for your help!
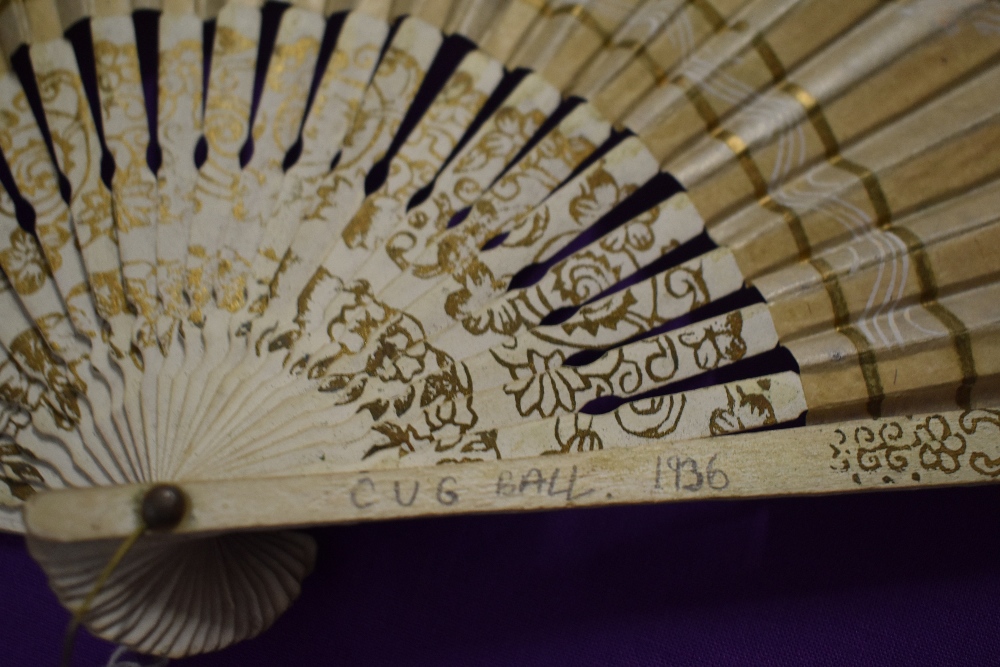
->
[654,454,729,493]
[496,466,595,502]
[349,476,459,510]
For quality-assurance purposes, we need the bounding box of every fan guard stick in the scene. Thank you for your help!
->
[24,406,1000,543]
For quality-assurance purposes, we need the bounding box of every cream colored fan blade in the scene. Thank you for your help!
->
[176,42,505,476]
[164,17,443,477]
[172,10,391,457]
[83,1,162,339]
[165,1,328,468]
[0,54,157,485]
[246,10,389,313]
[155,1,207,326]
[159,0,268,475]
[2,0,134,346]
[212,3,327,312]
[0,273,116,487]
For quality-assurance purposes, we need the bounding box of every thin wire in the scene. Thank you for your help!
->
[60,525,146,667]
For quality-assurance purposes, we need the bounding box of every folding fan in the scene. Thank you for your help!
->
[0,0,996,658]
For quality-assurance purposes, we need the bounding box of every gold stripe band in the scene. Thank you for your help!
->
[689,0,726,31]
[676,76,814,259]
[666,9,902,414]
[530,3,612,42]
[886,226,977,409]
[781,81,893,228]
[811,257,886,418]
[610,0,972,414]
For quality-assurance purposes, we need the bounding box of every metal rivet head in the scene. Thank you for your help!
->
[140,484,187,531]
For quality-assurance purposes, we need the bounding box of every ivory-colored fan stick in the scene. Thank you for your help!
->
[590,0,754,122]
[162,0,270,477]
[153,1,205,478]
[183,0,265,323]
[662,0,984,191]
[568,0,688,100]
[391,0,454,28]
[0,41,140,466]
[754,179,1000,307]
[475,0,540,62]
[212,3,327,313]
[509,0,644,92]
[707,64,1000,280]
[170,17,444,474]
[156,0,205,324]
[16,0,133,348]
[623,0,886,156]
[79,1,162,345]
[444,0,508,42]
[245,10,389,311]
[348,0,393,19]
[26,405,1000,542]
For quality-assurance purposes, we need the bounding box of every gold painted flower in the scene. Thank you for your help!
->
[550,250,621,306]
[504,349,587,417]
[601,214,659,255]
[454,107,545,174]
[917,415,967,473]
[709,384,777,435]
[562,287,637,336]
[1,228,49,295]
[366,321,427,384]
[679,311,748,370]
[569,168,635,228]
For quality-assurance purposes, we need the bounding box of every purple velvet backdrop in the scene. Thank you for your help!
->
[6,483,1000,666]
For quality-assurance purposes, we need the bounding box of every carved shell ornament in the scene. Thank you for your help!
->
[0,0,996,658]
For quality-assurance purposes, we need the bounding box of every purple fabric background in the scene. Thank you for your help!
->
[5,483,1000,666]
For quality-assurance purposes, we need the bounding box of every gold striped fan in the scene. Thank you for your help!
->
[0,0,995,657]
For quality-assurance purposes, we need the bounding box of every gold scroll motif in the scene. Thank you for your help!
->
[830,408,1000,484]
